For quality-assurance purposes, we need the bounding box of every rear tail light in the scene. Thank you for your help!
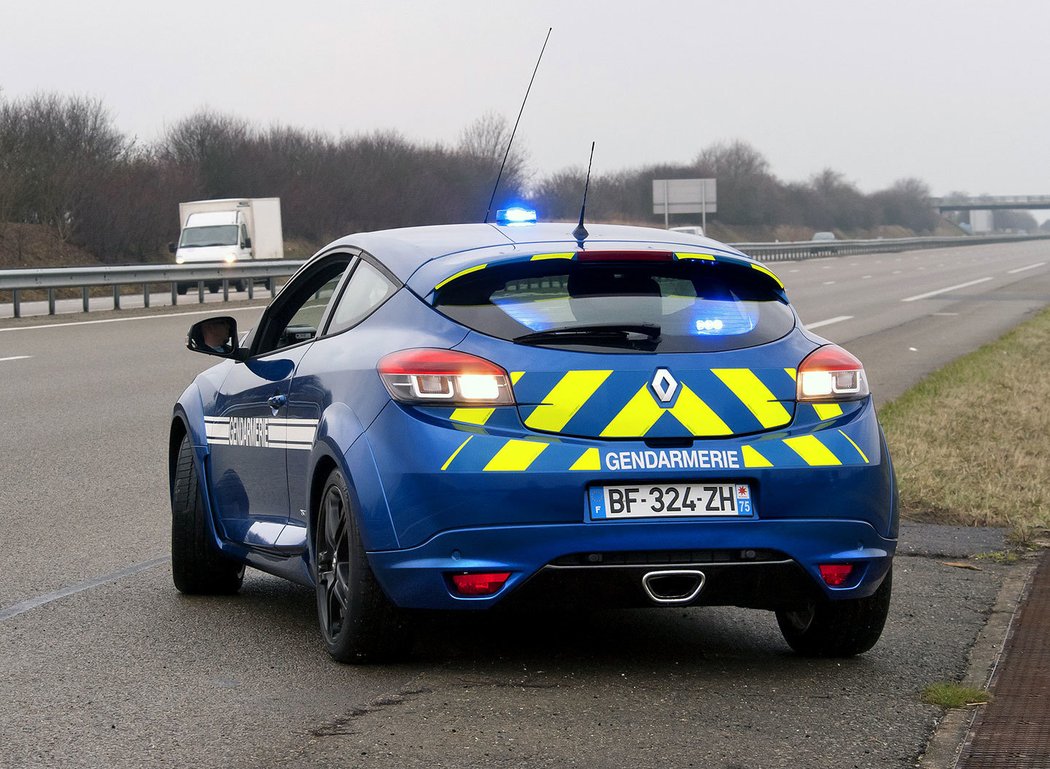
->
[449,572,511,596]
[797,345,869,401]
[379,349,514,406]
[819,563,855,586]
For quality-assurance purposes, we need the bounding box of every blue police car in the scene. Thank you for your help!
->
[170,215,897,663]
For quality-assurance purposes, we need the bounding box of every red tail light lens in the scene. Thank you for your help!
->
[819,563,855,586]
[449,572,511,596]
[378,349,514,406]
[575,250,675,262]
[797,345,869,401]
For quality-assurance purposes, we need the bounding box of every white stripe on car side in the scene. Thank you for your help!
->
[203,416,319,450]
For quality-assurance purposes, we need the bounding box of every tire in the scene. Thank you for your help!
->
[776,567,892,657]
[171,435,244,594]
[314,469,411,663]
[207,282,220,294]
[176,283,188,296]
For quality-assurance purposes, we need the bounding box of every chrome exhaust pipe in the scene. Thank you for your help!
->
[641,570,706,604]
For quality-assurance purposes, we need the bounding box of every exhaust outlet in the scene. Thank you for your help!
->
[641,570,706,604]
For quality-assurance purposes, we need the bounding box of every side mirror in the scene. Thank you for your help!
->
[187,316,244,359]
[168,242,177,254]
[244,236,252,249]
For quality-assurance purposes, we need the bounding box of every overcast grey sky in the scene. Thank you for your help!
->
[2,0,1048,195]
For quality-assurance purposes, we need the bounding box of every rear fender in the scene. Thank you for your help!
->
[310,403,399,552]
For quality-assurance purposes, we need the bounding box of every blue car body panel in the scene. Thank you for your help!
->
[171,222,897,612]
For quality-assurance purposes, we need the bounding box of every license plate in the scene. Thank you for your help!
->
[589,483,753,520]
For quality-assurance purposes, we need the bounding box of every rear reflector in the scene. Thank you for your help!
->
[819,563,855,586]
[449,572,511,596]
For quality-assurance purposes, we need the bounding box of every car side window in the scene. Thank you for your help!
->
[326,259,397,335]
[253,256,353,356]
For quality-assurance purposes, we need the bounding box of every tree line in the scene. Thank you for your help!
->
[0,91,971,264]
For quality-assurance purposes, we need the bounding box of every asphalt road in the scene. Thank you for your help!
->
[1,240,1048,768]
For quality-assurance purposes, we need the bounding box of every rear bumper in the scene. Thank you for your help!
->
[367,518,894,611]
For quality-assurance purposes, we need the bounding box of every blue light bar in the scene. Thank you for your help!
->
[496,207,537,225]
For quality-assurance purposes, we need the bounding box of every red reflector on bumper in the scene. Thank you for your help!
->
[449,572,511,596]
[819,563,854,586]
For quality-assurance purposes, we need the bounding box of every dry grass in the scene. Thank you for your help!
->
[878,307,1050,541]
[922,682,992,709]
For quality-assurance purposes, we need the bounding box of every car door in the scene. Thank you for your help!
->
[284,255,399,522]
[207,254,353,547]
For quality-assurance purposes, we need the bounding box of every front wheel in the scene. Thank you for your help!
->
[171,435,244,594]
[776,567,892,657]
[314,469,411,663]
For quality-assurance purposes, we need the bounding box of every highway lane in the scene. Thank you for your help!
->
[0,241,1047,768]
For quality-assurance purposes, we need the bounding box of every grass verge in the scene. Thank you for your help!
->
[921,682,992,709]
[878,306,1050,543]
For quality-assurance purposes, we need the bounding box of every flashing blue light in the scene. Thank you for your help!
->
[691,301,757,336]
[496,207,537,225]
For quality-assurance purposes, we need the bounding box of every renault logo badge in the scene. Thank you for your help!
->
[651,368,678,405]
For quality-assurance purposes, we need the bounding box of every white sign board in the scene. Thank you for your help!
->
[652,178,717,215]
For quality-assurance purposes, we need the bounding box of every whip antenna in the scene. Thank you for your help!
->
[572,141,596,243]
[483,27,552,224]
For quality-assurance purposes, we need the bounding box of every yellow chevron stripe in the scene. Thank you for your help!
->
[483,440,548,471]
[784,368,797,381]
[674,252,717,261]
[441,436,474,471]
[600,386,665,437]
[751,263,784,288]
[435,263,486,290]
[530,252,574,261]
[525,370,612,432]
[813,403,843,420]
[570,448,601,471]
[713,369,791,428]
[741,445,773,468]
[784,436,841,466]
[838,429,870,463]
[450,408,495,425]
[669,384,733,436]
[510,371,525,385]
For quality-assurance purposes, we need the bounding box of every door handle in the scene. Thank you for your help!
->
[267,394,287,410]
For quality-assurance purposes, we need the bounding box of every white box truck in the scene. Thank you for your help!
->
[170,198,283,293]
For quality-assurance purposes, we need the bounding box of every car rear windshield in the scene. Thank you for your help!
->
[432,258,796,353]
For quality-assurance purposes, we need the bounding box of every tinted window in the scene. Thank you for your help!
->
[433,259,795,353]
[327,260,397,334]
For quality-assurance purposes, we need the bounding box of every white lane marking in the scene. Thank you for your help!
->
[1007,262,1046,275]
[806,315,854,330]
[901,277,993,303]
[0,305,263,333]
[862,275,872,279]
[0,355,31,362]
[822,280,836,285]
[0,556,169,621]
[933,312,960,316]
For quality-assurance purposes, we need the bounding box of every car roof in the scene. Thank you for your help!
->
[318,222,760,295]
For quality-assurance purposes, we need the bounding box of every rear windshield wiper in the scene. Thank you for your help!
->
[514,323,661,347]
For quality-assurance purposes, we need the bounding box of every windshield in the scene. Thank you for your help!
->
[179,225,239,248]
[433,259,796,353]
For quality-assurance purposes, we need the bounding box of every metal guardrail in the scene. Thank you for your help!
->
[0,260,304,318]
[730,233,1050,262]
[1,234,1047,318]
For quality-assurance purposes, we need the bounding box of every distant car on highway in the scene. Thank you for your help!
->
[169,213,897,663]
[669,225,705,237]
[810,231,838,255]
